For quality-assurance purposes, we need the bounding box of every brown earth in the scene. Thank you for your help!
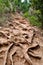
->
[0,12,43,65]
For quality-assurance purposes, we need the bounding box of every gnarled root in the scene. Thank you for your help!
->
[23,52,33,65]
[0,31,9,39]
[28,49,41,59]
[4,43,14,65]
[29,44,40,50]
[10,47,18,65]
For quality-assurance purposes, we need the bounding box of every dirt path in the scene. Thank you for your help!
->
[0,13,43,65]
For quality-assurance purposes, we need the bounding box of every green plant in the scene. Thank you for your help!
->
[0,0,5,13]
[29,0,43,28]
[23,11,29,18]
[28,16,42,27]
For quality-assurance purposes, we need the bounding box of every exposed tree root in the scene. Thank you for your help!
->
[28,44,40,50]
[28,49,41,59]
[0,31,9,39]
[0,13,42,65]
[23,49,33,65]
[4,43,14,65]
[17,43,41,65]
[0,55,4,58]
[10,47,18,65]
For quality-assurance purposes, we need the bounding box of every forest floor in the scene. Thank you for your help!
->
[0,12,43,65]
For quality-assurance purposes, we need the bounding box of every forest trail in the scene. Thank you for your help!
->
[0,12,43,65]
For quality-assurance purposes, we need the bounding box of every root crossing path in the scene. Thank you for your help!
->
[0,13,43,65]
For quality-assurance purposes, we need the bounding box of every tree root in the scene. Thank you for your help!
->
[4,43,14,65]
[10,55,13,65]
[17,43,41,65]
[10,47,18,65]
[4,42,18,65]
[23,51,33,65]
[27,44,41,59]
[28,44,40,50]
[31,30,36,44]
[0,31,9,39]
[28,49,41,59]
[0,49,6,53]
[17,44,33,65]
[0,55,4,58]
